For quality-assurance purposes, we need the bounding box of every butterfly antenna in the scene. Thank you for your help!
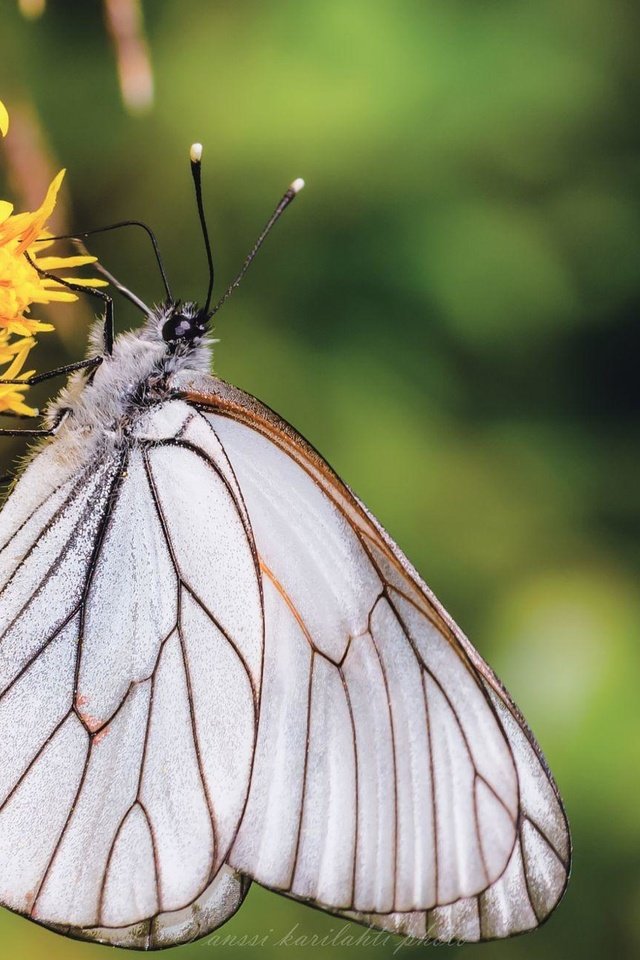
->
[36,220,173,302]
[190,143,215,314]
[210,176,305,318]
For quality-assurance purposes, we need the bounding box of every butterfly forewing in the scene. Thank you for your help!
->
[0,405,261,948]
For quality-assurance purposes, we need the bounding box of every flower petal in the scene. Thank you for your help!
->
[0,100,8,137]
[15,169,66,255]
[0,200,14,224]
[1,341,33,380]
[35,254,98,269]
[45,275,108,287]
[0,317,55,335]
[0,392,38,417]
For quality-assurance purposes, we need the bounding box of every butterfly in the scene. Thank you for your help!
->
[0,144,570,950]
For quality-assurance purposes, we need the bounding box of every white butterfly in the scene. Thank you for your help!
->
[0,148,570,950]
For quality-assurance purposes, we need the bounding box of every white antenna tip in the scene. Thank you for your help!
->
[290,177,305,195]
[190,142,203,163]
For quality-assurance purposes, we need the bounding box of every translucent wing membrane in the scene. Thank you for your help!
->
[0,380,569,949]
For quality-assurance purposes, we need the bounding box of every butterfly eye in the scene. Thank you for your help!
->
[161,310,207,343]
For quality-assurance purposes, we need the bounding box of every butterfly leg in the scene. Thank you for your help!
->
[0,407,70,438]
[24,251,115,355]
[0,355,103,390]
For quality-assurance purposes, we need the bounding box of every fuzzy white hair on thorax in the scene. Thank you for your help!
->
[39,302,213,466]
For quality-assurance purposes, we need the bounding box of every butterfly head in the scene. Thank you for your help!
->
[160,301,209,345]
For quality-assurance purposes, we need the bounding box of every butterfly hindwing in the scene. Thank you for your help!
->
[185,375,570,943]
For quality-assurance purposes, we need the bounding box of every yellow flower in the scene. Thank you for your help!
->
[0,98,106,417]
[0,171,105,334]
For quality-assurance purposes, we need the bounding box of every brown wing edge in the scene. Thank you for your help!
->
[178,374,571,936]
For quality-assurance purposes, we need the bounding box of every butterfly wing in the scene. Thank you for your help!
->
[0,406,262,949]
[182,374,571,944]
[0,377,570,949]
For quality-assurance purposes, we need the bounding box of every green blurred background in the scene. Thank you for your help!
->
[1,1,639,958]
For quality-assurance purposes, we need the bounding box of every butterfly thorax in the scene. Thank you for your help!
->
[42,303,213,462]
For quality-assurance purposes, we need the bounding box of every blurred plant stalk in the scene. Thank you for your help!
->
[17,0,45,20]
[103,0,154,114]
[18,0,154,115]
